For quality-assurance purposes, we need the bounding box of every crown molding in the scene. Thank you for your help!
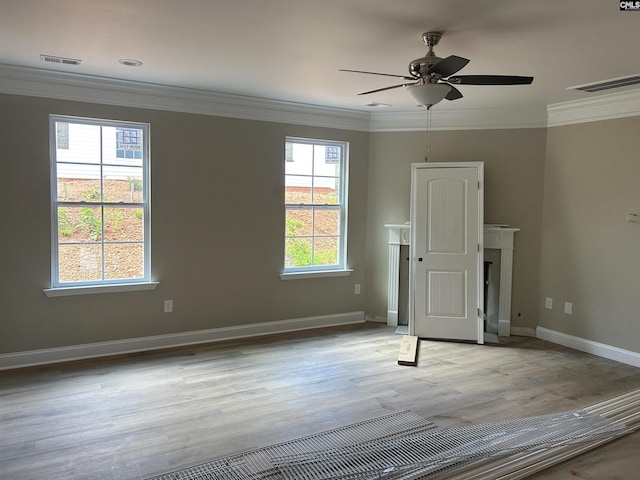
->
[369,106,548,132]
[0,64,547,132]
[0,64,371,132]
[547,88,640,127]
[2,64,639,132]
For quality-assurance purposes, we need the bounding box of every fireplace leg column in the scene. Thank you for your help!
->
[387,243,400,327]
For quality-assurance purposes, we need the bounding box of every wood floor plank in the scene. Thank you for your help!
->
[1,322,639,479]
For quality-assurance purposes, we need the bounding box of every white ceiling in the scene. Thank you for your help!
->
[0,0,638,113]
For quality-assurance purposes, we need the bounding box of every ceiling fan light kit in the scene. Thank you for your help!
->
[341,31,533,107]
[406,83,452,108]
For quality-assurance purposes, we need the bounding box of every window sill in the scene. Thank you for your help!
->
[43,281,159,297]
[279,269,353,280]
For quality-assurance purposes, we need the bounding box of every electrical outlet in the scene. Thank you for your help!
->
[164,299,173,313]
[545,297,553,309]
[354,284,361,295]
[564,302,573,314]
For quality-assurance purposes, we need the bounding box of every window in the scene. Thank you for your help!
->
[284,137,348,273]
[49,116,150,289]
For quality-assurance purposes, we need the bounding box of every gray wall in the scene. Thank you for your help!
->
[0,93,369,354]
[539,117,640,352]
[3,90,639,359]
[364,128,548,331]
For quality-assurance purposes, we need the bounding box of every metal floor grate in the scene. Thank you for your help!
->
[272,410,627,480]
[146,407,629,480]
[147,410,436,480]
[147,385,640,480]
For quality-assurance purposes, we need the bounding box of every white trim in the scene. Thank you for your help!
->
[283,137,349,276]
[49,115,152,291]
[536,326,640,368]
[384,224,411,328]
[498,320,511,336]
[369,106,548,132]
[510,326,537,337]
[547,88,640,127]
[0,311,365,370]
[2,64,639,133]
[0,64,371,132]
[280,269,353,280]
[43,281,159,297]
[365,315,388,324]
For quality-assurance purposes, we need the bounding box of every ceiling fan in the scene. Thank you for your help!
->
[341,32,533,108]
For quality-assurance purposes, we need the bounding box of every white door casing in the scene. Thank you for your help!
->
[409,162,484,343]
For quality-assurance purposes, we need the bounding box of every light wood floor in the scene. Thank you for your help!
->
[1,322,639,479]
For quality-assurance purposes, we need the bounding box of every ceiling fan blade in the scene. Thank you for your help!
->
[448,75,534,85]
[445,85,463,101]
[425,55,470,77]
[340,69,415,81]
[358,83,416,95]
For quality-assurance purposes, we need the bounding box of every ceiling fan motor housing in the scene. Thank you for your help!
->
[409,54,443,80]
[409,31,444,79]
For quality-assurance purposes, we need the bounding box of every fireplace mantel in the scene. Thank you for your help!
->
[384,223,518,336]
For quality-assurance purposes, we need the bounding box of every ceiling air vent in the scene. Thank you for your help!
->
[40,54,82,66]
[568,74,640,93]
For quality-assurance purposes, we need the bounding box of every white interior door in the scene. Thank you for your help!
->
[409,162,484,343]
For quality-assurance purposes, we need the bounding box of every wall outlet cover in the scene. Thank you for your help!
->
[164,300,173,313]
[564,302,573,314]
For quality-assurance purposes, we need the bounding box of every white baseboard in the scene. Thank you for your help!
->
[510,327,537,337]
[365,314,388,324]
[536,327,640,368]
[0,311,365,371]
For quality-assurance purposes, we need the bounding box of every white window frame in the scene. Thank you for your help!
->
[45,115,155,296]
[281,137,351,279]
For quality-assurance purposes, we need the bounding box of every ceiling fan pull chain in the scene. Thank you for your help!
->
[424,106,432,162]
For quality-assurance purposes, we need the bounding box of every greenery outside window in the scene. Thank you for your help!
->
[284,137,348,273]
[49,115,151,289]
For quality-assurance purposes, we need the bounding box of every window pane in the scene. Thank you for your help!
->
[57,164,101,202]
[285,237,313,268]
[58,206,102,242]
[285,143,313,175]
[103,126,144,166]
[286,208,312,237]
[314,236,338,266]
[56,123,101,164]
[104,207,143,242]
[104,244,144,280]
[285,176,312,204]
[57,207,101,241]
[57,207,78,240]
[314,145,341,176]
[58,244,103,282]
[313,178,340,205]
[56,122,69,149]
[103,166,143,203]
[314,209,339,236]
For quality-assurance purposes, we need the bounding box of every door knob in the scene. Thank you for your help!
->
[418,257,423,262]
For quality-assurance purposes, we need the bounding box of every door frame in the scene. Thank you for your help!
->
[408,161,484,344]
